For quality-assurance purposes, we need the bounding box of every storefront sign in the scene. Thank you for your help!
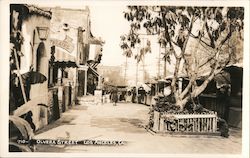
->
[50,35,74,53]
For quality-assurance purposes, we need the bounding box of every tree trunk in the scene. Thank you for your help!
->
[171,57,181,100]
[163,54,167,78]
[143,55,145,82]
[175,96,190,111]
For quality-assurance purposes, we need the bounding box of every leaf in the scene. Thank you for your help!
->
[129,12,133,21]
[219,21,227,32]
[212,30,219,41]
[137,23,141,29]
[180,14,190,28]
[156,18,162,27]
[215,9,223,24]
[165,13,171,21]
[187,7,194,17]
[170,11,177,21]
[146,13,151,20]
[124,12,128,19]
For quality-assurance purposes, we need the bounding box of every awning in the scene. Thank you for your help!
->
[54,48,77,68]
[88,66,99,77]
[54,61,77,68]
[137,82,151,92]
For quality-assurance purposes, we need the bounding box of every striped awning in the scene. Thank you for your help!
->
[54,48,77,68]
[55,48,75,62]
[88,66,99,77]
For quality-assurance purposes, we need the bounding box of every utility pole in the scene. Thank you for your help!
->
[135,46,139,103]
[158,44,161,78]
[142,38,145,83]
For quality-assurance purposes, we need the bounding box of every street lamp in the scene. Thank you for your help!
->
[36,26,49,41]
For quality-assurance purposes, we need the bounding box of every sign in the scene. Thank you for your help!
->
[50,35,74,53]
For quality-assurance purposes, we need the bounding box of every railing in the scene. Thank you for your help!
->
[153,111,218,134]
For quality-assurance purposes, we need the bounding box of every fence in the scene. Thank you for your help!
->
[153,111,218,134]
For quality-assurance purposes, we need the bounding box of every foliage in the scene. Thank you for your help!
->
[120,35,133,58]
[102,67,126,87]
[122,6,244,110]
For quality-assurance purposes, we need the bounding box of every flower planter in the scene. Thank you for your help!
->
[152,111,218,134]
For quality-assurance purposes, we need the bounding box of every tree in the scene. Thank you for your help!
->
[120,33,151,84]
[123,6,244,111]
[120,35,133,83]
[134,38,151,83]
[102,67,125,87]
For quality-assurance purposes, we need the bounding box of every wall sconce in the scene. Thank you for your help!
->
[36,26,49,41]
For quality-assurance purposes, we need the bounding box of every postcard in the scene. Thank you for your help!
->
[0,0,249,157]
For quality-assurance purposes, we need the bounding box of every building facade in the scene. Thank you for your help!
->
[10,4,52,130]
[49,6,91,112]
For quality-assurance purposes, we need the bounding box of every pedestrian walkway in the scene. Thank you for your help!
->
[34,102,242,154]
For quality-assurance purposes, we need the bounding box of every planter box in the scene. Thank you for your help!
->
[152,111,218,134]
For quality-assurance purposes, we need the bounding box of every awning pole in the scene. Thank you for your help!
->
[13,49,27,103]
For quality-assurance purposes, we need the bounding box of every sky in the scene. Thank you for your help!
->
[89,5,162,83]
[37,3,130,66]
[36,3,168,83]
[89,5,130,66]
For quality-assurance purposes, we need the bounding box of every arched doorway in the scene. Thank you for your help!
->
[36,42,47,75]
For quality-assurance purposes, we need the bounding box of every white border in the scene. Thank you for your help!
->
[1,0,249,158]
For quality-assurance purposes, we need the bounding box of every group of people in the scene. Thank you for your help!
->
[108,86,147,105]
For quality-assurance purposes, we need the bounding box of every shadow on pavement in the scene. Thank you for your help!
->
[35,114,77,135]
[91,117,146,133]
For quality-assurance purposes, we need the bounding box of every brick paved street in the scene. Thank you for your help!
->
[34,102,242,154]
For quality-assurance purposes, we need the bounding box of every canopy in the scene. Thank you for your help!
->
[158,79,171,83]
[21,71,47,84]
[54,48,77,68]
[137,82,151,92]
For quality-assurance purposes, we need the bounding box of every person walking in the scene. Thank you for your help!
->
[112,87,118,106]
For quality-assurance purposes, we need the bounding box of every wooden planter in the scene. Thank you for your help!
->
[152,111,218,134]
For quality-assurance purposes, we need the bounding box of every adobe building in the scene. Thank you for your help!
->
[49,6,104,110]
[10,4,52,130]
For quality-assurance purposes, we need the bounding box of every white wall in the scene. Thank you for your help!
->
[20,15,51,130]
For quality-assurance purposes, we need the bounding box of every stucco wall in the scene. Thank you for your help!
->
[20,14,51,130]
[50,7,90,103]
[50,7,90,57]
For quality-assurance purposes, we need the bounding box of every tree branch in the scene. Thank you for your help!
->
[190,33,213,48]
[219,28,232,47]
[192,49,222,98]
[179,80,192,99]
[205,21,215,48]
